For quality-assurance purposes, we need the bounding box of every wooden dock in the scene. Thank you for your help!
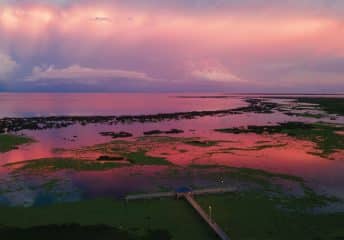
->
[125,186,235,240]
[125,187,236,201]
[184,194,230,240]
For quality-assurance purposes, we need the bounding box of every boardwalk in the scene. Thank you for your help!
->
[184,194,230,240]
[125,186,235,240]
[125,187,236,201]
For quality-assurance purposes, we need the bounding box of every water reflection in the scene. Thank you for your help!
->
[0,93,247,117]
[0,94,344,206]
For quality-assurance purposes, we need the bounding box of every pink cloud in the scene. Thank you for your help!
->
[0,2,343,91]
[0,52,18,81]
[26,65,155,82]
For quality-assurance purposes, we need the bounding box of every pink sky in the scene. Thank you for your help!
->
[0,1,344,92]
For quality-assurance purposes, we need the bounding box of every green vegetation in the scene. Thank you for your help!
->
[297,97,344,115]
[0,198,217,240]
[0,163,342,240]
[297,112,325,119]
[4,151,171,173]
[184,140,219,147]
[216,122,344,157]
[0,224,172,240]
[4,158,128,172]
[41,179,61,192]
[138,136,223,147]
[285,112,326,119]
[0,134,34,153]
[216,122,312,135]
[197,191,344,240]
[188,164,303,184]
[125,150,171,165]
[185,165,342,239]
[219,143,287,152]
[0,186,342,240]
[281,123,344,157]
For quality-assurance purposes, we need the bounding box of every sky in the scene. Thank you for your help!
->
[0,0,344,93]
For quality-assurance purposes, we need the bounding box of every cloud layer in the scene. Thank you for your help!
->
[0,1,343,92]
[26,65,155,82]
[0,52,18,81]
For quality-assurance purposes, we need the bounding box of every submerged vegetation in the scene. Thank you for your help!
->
[4,158,128,172]
[0,134,34,153]
[125,150,171,165]
[296,97,344,116]
[216,122,344,157]
[143,129,184,135]
[99,131,133,139]
[216,143,287,152]
[183,140,219,147]
[5,151,171,172]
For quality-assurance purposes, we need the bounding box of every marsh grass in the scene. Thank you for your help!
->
[0,224,172,240]
[184,140,219,147]
[196,191,344,240]
[220,143,287,152]
[5,158,128,172]
[0,134,34,153]
[216,122,344,157]
[1,163,343,240]
[125,150,171,165]
[5,151,171,173]
[297,98,344,116]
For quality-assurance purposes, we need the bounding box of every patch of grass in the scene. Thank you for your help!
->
[282,123,344,157]
[216,122,344,157]
[41,179,61,192]
[0,134,34,153]
[0,198,217,240]
[297,112,325,119]
[216,122,312,135]
[125,151,171,165]
[0,224,172,240]
[297,97,344,115]
[4,158,128,172]
[137,136,184,143]
[284,112,326,119]
[188,165,341,211]
[222,143,287,152]
[196,191,344,240]
[24,152,171,173]
[0,187,342,240]
[184,140,219,147]
[189,164,303,184]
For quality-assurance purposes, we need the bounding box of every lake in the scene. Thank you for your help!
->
[0,93,343,206]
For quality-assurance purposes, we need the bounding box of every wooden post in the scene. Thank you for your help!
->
[209,205,212,222]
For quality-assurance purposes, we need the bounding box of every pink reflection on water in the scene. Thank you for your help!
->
[1,94,343,200]
[0,93,247,117]
[72,166,169,198]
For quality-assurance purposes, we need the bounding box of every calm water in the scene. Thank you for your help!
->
[0,93,343,206]
[0,93,247,117]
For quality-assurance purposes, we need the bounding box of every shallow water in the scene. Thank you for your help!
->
[0,93,343,206]
[0,93,247,117]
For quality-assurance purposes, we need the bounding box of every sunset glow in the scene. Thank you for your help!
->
[0,1,344,92]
